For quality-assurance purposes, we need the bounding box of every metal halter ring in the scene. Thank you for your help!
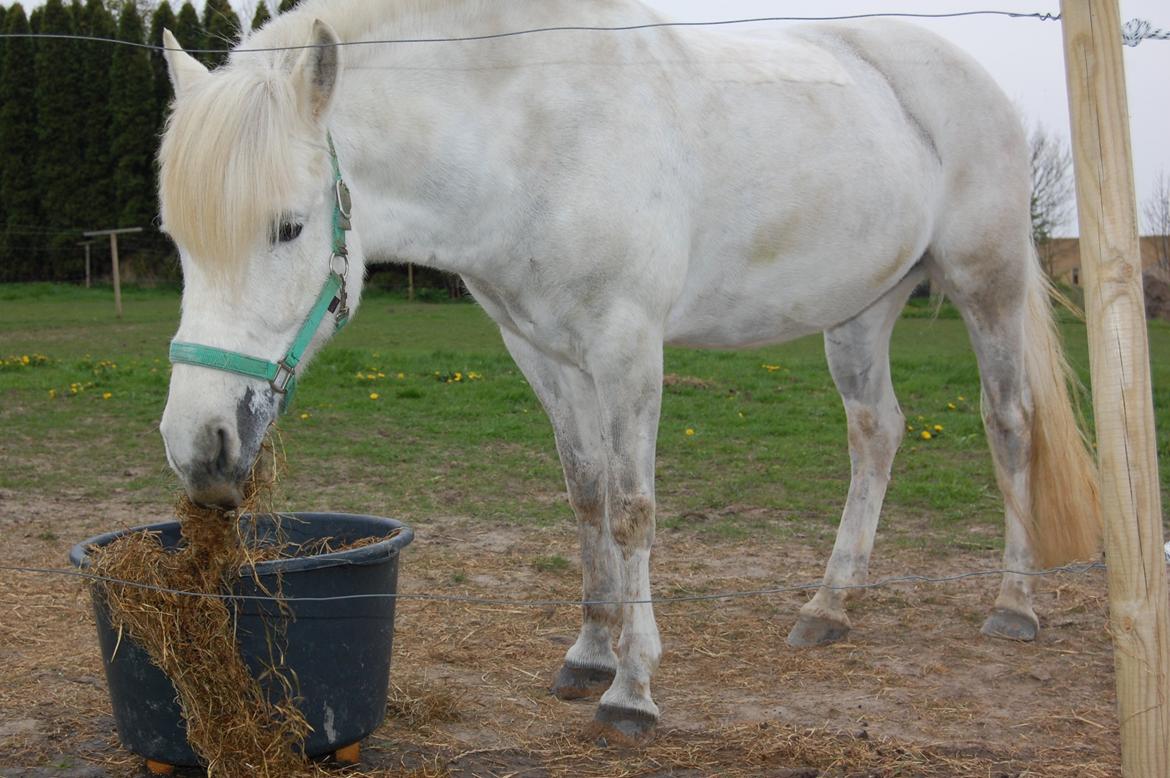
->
[330,252,349,278]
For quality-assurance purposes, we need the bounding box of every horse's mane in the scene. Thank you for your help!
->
[157,0,500,275]
[158,58,321,277]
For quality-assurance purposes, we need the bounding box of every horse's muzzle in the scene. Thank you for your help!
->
[160,387,276,509]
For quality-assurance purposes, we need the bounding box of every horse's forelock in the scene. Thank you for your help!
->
[158,62,323,280]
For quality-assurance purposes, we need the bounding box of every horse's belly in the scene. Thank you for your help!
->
[663,236,926,350]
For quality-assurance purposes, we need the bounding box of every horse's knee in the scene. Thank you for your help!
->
[845,403,903,467]
[569,476,605,528]
[610,494,654,550]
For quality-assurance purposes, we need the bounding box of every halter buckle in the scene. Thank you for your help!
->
[335,180,352,231]
[271,359,295,394]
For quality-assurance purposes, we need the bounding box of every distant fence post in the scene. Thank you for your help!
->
[83,227,143,319]
[77,241,94,289]
[1059,1,1170,775]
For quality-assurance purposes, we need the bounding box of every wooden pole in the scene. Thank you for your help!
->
[109,233,122,319]
[408,263,415,302]
[84,227,141,318]
[1060,2,1170,775]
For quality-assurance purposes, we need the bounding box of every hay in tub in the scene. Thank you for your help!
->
[90,437,313,777]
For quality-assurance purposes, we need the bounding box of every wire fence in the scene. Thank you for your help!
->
[2,11,1067,55]
[2,11,1167,52]
[0,559,1108,609]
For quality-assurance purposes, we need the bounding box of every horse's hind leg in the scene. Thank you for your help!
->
[943,269,1041,641]
[500,330,622,696]
[787,271,921,648]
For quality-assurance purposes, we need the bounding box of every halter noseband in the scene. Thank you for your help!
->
[168,134,353,414]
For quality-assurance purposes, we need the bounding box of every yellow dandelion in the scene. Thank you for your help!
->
[947,403,957,410]
[369,392,380,400]
[299,412,310,420]
[396,372,405,379]
[21,355,30,365]
[377,372,386,378]
[933,424,943,432]
[102,392,112,400]
[48,389,57,399]
[958,395,966,401]
[685,428,696,436]
[738,412,745,418]
[366,373,376,380]
[761,364,781,372]
[907,425,914,432]
[921,430,932,440]
[454,372,463,382]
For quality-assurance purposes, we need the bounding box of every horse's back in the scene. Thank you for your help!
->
[658,19,1029,347]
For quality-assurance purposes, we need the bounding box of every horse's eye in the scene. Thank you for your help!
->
[275,221,303,243]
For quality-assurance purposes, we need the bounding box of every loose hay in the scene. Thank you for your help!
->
[90,437,313,778]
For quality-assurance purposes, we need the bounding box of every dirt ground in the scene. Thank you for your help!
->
[0,488,1123,777]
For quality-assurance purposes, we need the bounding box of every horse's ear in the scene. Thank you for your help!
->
[162,29,210,99]
[292,19,341,122]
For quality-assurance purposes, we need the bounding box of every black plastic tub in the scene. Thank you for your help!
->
[69,512,414,768]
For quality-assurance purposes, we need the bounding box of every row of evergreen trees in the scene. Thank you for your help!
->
[0,0,298,283]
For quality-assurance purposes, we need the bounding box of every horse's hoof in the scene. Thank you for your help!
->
[787,614,851,647]
[981,608,1038,642]
[550,662,616,700]
[587,704,657,747]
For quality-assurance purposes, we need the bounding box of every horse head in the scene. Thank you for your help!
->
[157,20,361,508]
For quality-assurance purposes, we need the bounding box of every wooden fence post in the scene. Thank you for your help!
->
[77,241,93,289]
[109,233,123,319]
[83,227,143,319]
[1059,2,1170,775]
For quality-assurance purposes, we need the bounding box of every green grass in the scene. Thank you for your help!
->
[2,283,1167,552]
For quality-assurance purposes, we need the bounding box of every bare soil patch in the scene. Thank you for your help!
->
[0,491,1121,776]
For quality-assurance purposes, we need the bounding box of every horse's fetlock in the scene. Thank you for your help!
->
[584,603,622,630]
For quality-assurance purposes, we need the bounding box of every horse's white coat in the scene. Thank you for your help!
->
[157,0,1099,734]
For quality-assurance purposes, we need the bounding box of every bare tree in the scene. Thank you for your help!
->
[1029,123,1076,275]
[1143,171,1170,276]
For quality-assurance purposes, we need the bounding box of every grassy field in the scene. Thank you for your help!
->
[1,282,1167,554]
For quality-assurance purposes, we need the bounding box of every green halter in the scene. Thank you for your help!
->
[168,133,353,414]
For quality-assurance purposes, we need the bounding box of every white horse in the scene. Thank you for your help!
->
[156,0,1100,744]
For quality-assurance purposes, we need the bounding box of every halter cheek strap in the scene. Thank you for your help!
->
[168,133,353,414]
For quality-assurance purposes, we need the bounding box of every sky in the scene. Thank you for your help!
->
[640,0,1169,235]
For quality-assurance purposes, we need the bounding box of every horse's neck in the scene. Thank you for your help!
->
[324,0,660,279]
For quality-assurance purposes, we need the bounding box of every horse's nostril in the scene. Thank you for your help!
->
[214,426,231,475]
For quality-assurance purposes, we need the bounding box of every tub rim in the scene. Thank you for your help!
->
[69,512,414,578]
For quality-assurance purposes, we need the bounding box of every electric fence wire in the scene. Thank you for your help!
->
[0,560,1107,608]
[1,10,1068,55]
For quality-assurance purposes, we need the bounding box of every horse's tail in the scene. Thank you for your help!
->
[1020,253,1102,566]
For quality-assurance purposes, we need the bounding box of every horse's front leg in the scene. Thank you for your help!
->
[498,331,622,697]
[586,328,664,745]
